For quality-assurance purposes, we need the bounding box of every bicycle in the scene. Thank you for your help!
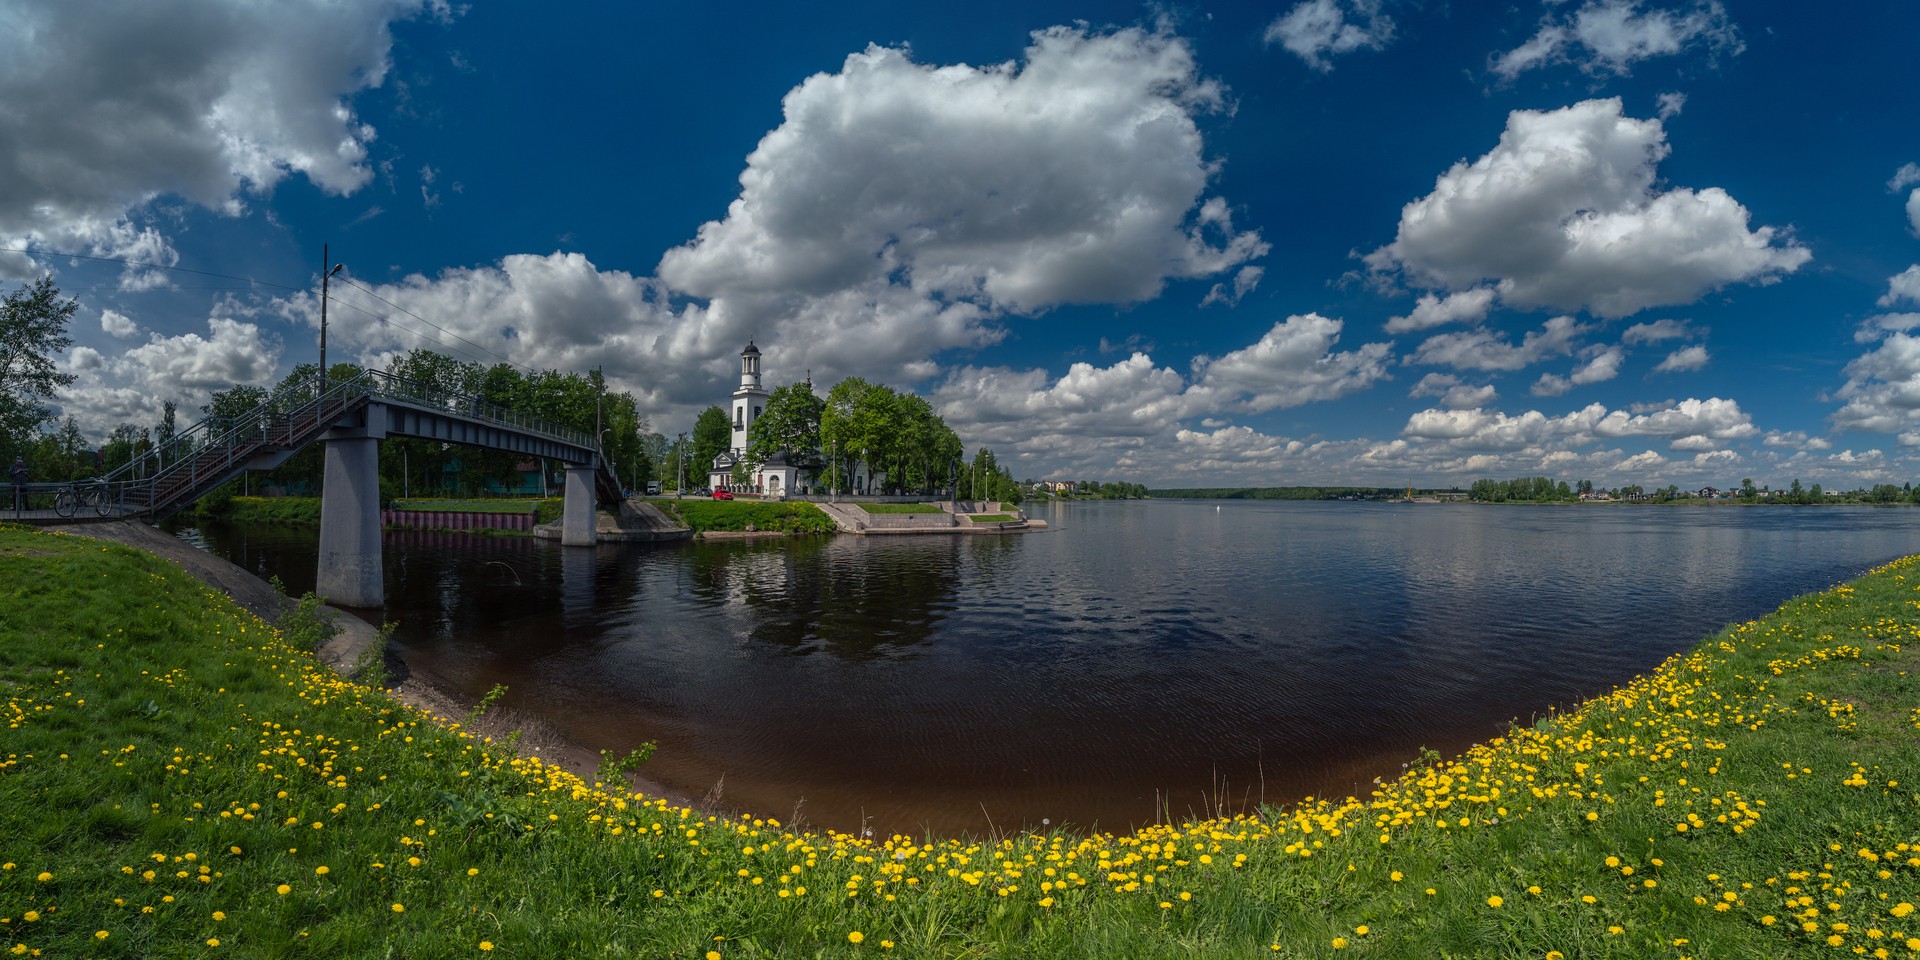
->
[53,480,113,519]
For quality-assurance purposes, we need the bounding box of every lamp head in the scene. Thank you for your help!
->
[327,263,344,277]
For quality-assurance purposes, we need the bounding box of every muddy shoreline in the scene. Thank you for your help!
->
[53,520,723,819]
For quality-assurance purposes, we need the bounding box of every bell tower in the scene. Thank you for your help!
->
[730,340,770,455]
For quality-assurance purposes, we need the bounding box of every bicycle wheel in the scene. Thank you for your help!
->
[93,485,115,517]
[53,487,78,518]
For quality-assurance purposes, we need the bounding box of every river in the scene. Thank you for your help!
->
[181,499,1920,836]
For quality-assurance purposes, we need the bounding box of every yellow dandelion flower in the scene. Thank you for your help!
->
[1488,895,1504,908]
[848,931,865,944]
[1331,937,1349,949]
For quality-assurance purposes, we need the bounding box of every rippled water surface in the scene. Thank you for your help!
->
[187,501,1920,835]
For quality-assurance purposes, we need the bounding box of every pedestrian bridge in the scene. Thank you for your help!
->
[59,369,625,607]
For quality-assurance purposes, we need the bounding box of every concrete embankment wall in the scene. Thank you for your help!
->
[382,509,533,532]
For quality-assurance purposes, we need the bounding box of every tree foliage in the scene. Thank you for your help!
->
[0,276,79,458]
[816,378,961,495]
[691,406,732,486]
[1468,476,1576,503]
[746,382,825,470]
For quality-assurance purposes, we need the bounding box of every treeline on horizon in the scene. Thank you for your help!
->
[1145,486,1446,500]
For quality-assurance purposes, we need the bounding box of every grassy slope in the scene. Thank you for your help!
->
[2,525,1918,958]
[856,504,944,515]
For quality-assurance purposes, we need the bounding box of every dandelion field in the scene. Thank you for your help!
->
[2,524,1918,958]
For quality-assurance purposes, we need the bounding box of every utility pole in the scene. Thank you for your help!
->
[318,244,343,392]
[676,432,686,499]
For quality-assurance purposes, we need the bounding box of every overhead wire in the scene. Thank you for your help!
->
[0,245,304,292]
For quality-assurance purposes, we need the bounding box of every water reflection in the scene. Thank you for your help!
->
[185,502,1920,837]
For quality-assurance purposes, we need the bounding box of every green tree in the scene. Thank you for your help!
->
[204,385,269,422]
[0,277,79,459]
[1739,477,1758,501]
[690,406,731,487]
[746,382,825,472]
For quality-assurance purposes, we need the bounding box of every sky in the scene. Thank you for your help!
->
[4,0,1919,489]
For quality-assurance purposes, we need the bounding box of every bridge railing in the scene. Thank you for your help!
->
[356,370,599,450]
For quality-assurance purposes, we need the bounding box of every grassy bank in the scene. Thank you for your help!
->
[2,525,1917,957]
[857,503,945,514]
[215,495,321,525]
[649,499,837,535]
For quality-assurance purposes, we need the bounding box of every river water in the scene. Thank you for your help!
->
[183,500,1920,836]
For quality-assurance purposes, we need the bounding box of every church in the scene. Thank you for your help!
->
[707,341,874,497]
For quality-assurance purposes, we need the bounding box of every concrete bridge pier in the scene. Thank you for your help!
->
[317,435,384,608]
[561,464,598,547]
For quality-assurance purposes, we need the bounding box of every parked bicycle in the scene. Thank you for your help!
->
[53,480,114,519]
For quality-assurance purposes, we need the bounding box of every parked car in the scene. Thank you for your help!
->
[712,489,734,500]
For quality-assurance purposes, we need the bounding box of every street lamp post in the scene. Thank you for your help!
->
[676,432,686,499]
[318,244,343,392]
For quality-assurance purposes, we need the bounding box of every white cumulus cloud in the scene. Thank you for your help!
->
[1622,318,1695,344]
[1882,266,1920,308]
[1187,313,1393,413]
[1491,0,1740,80]
[1410,373,1497,410]
[656,24,1266,351]
[1409,315,1587,372]
[58,313,282,432]
[0,0,449,284]
[1652,344,1709,372]
[99,309,139,338]
[1384,288,1497,334]
[1366,98,1808,318]
[1264,0,1396,71]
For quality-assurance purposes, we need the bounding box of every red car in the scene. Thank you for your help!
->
[711,489,734,500]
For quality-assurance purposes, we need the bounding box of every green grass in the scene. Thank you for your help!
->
[2,524,1918,957]
[219,496,321,525]
[966,514,1015,523]
[856,503,946,514]
[648,499,836,534]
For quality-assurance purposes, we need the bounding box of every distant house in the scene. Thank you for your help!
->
[1698,486,1721,499]
[1039,480,1077,494]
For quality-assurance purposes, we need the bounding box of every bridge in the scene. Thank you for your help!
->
[18,369,625,608]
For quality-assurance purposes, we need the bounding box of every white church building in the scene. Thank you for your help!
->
[708,341,875,497]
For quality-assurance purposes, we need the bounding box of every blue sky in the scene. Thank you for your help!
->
[5,0,1919,487]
